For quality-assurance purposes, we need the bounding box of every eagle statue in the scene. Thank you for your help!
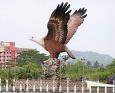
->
[31,2,87,59]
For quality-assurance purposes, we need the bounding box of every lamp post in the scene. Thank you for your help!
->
[81,58,86,80]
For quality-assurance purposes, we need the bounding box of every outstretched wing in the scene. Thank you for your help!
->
[45,2,71,44]
[66,8,87,44]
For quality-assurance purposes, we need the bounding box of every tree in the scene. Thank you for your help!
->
[64,59,88,80]
[86,61,92,70]
[107,59,115,68]
[93,61,100,69]
[16,63,42,79]
[16,50,49,66]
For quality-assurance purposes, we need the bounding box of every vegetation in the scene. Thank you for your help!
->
[0,49,115,83]
[16,50,49,66]
[0,50,49,85]
[64,58,115,82]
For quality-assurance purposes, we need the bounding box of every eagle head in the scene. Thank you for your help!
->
[30,36,45,48]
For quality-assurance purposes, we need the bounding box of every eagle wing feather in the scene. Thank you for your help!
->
[45,2,71,44]
[66,8,87,44]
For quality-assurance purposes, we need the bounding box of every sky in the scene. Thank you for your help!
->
[0,0,115,57]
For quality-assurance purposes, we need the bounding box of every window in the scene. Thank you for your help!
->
[6,60,9,61]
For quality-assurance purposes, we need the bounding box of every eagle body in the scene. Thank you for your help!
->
[44,40,65,58]
[31,2,87,59]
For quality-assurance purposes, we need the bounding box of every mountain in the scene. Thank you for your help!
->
[67,50,113,66]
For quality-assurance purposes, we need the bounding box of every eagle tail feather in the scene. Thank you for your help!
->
[65,46,76,59]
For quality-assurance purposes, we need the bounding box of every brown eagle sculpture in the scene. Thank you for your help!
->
[31,2,87,59]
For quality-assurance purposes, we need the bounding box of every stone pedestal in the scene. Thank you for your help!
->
[41,58,64,79]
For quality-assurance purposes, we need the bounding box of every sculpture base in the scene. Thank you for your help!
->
[41,58,64,79]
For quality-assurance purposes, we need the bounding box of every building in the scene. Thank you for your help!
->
[0,41,16,68]
[0,41,34,68]
[16,47,35,57]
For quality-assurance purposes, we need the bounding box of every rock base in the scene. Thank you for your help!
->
[41,58,64,79]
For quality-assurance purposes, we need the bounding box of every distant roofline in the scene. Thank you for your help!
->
[16,47,36,49]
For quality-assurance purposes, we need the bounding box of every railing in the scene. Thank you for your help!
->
[0,78,115,93]
[0,78,87,92]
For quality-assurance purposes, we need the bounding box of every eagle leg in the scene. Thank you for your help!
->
[64,46,76,59]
